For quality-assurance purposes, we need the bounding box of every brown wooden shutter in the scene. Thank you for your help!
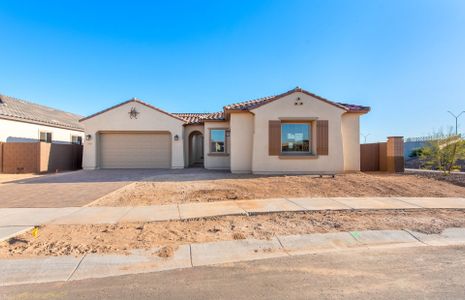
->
[317,120,329,155]
[269,120,281,156]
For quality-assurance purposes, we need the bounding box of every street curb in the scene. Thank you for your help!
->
[1,228,465,287]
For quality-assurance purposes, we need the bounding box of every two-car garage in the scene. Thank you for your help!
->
[80,99,185,170]
[99,132,171,169]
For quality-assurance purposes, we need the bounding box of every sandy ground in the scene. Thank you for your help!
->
[91,172,465,206]
[2,209,464,258]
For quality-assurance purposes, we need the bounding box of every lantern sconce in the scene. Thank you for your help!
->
[85,134,92,141]
[174,134,179,141]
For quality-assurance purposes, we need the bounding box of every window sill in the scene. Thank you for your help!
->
[279,154,319,159]
[208,152,230,157]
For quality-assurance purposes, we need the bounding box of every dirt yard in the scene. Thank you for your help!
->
[91,172,465,206]
[2,209,464,258]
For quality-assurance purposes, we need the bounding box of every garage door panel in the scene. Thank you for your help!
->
[100,133,171,168]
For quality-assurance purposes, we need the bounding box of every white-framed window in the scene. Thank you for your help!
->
[210,129,226,153]
[71,135,82,145]
[39,131,52,143]
[281,123,311,153]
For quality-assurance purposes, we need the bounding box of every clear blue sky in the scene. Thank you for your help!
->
[1,0,464,142]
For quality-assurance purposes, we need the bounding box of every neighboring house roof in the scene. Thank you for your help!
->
[0,94,84,131]
[79,98,185,122]
[223,87,370,113]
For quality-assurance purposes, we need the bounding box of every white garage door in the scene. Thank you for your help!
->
[100,132,171,168]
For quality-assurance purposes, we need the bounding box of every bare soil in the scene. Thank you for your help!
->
[2,209,464,258]
[91,172,465,206]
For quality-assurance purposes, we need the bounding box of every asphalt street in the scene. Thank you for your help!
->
[2,245,465,299]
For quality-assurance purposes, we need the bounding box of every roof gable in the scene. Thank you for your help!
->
[224,87,370,114]
[80,98,185,122]
[80,87,369,125]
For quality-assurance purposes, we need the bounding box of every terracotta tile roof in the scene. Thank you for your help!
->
[0,94,84,131]
[336,103,371,113]
[224,87,370,113]
[202,111,225,121]
[80,87,369,126]
[172,113,209,124]
[173,112,225,124]
[223,95,277,111]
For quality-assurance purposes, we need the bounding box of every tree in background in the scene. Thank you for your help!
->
[419,131,465,174]
[409,148,423,158]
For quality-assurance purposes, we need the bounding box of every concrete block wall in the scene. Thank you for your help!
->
[0,142,82,174]
[360,136,404,173]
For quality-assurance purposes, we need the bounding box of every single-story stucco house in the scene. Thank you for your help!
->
[80,87,370,174]
[0,94,84,144]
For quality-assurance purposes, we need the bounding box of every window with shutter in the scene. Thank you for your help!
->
[268,120,281,156]
[316,120,329,155]
[281,123,311,153]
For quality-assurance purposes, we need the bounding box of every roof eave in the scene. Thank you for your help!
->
[239,88,349,113]
[346,107,371,114]
[80,99,186,123]
[0,115,84,132]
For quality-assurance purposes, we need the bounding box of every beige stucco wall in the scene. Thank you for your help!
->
[183,124,204,167]
[250,92,347,174]
[0,118,84,144]
[80,101,184,169]
[230,112,254,173]
[203,121,230,170]
[341,113,361,172]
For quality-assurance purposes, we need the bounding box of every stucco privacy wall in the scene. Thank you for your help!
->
[81,101,184,169]
[251,92,347,174]
[204,120,230,170]
[341,113,361,172]
[183,124,204,167]
[0,118,84,143]
[230,112,254,173]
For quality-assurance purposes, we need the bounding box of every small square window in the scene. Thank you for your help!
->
[210,129,226,153]
[39,132,52,143]
[72,136,82,145]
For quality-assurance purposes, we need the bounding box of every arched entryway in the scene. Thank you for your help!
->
[188,131,204,167]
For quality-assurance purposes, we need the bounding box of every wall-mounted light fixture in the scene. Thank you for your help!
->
[174,134,179,141]
[85,134,92,141]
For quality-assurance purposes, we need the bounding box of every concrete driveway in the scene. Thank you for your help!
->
[0,168,275,208]
[0,169,180,208]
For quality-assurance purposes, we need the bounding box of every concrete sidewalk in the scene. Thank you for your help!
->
[1,197,465,241]
[1,227,465,287]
